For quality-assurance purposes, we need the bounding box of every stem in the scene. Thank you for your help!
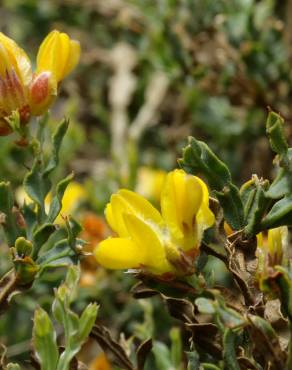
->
[0,269,18,315]
[288,321,292,370]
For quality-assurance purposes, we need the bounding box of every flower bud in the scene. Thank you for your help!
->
[256,226,288,290]
[15,236,33,257]
[29,71,57,116]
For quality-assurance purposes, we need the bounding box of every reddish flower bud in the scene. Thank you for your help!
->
[29,71,57,116]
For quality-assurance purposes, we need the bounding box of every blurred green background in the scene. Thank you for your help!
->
[0,0,292,368]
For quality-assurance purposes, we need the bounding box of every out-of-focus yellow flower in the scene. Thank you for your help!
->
[136,167,167,202]
[16,181,86,223]
[47,181,87,223]
[94,169,215,277]
[89,353,112,370]
[256,227,288,279]
[0,30,80,135]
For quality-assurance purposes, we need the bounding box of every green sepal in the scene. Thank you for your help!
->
[13,254,38,285]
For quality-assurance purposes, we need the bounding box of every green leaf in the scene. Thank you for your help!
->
[44,118,69,176]
[179,137,244,230]
[23,119,70,224]
[223,329,240,370]
[180,137,231,190]
[51,266,98,370]
[266,111,288,157]
[240,176,269,236]
[201,365,221,370]
[78,303,99,343]
[7,364,21,370]
[47,173,74,223]
[0,182,23,245]
[33,307,59,370]
[152,341,173,370]
[170,327,182,368]
[261,194,292,229]
[272,267,292,322]
[265,160,292,199]
[195,298,215,314]
[214,183,245,231]
[32,223,56,259]
[186,350,200,370]
[23,159,49,218]
[196,297,246,329]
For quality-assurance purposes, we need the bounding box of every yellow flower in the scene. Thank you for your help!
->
[256,227,288,279]
[16,181,86,223]
[46,181,87,223]
[0,30,80,134]
[136,167,167,202]
[94,169,215,277]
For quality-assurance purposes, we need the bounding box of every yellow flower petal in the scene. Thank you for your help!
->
[161,171,184,241]
[0,32,32,85]
[36,30,80,83]
[94,237,146,269]
[123,213,173,274]
[105,189,163,237]
[107,194,132,237]
[118,189,163,225]
[62,40,81,79]
[195,177,215,237]
[268,226,288,261]
[161,170,205,241]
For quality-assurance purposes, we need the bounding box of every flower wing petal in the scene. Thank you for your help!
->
[123,213,173,274]
[94,237,145,269]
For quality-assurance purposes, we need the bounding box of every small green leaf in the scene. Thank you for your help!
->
[33,307,59,370]
[7,364,21,370]
[240,176,269,236]
[195,298,215,314]
[78,303,98,342]
[223,329,241,370]
[266,111,288,157]
[186,350,200,370]
[32,223,56,259]
[261,194,292,229]
[170,327,182,368]
[180,137,231,190]
[179,137,244,230]
[47,173,73,223]
[44,118,69,176]
[0,182,22,245]
[152,341,173,370]
[23,159,49,217]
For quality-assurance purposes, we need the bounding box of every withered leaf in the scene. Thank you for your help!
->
[90,323,134,370]
[136,338,152,370]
